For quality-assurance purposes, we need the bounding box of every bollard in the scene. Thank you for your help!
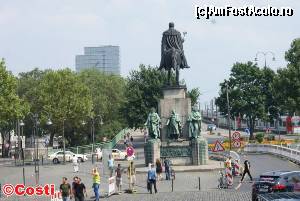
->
[23,167,26,187]
[198,177,201,191]
[92,154,94,164]
[42,156,44,165]
[171,179,174,192]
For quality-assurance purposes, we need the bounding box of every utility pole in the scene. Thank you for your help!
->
[226,83,232,150]
[62,119,66,164]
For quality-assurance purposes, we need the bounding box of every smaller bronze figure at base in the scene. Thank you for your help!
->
[145,108,161,139]
[187,105,202,139]
[166,109,182,140]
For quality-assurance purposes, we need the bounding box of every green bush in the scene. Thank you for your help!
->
[255,133,265,143]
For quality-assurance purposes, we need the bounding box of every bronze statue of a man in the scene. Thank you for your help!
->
[145,108,161,139]
[187,105,202,139]
[159,22,189,86]
[166,109,182,140]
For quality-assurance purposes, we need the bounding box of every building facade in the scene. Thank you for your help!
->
[75,45,120,74]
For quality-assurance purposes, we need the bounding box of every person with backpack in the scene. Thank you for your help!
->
[147,164,157,194]
[115,164,123,192]
[240,157,253,182]
[60,177,72,201]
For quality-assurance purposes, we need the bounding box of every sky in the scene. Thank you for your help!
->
[0,0,299,107]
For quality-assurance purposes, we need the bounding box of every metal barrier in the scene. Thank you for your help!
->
[244,144,300,164]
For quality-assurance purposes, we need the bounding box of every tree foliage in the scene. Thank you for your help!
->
[78,68,127,140]
[188,87,201,106]
[274,38,300,115]
[0,59,27,156]
[123,65,173,128]
[216,62,266,139]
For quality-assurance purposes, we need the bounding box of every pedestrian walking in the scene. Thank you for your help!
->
[73,178,87,201]
[60,177,72,201]
[72,155,79,173]
[130,136,133,143]
[155,158,163,181]
[240,158,253,182]
[127,161,136,190]
[72,176,78,191]
[115,164,123,192]
[147,164,157,194]
[91,168,100,201]
[108,154,114,177]
[164,158,171,180]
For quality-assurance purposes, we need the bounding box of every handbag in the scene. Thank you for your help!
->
[147,180,150,191]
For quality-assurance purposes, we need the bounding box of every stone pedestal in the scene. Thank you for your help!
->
[144,139,161,166]
[158,86,191,141]
[191,137,208,165]
[161,140,192,165]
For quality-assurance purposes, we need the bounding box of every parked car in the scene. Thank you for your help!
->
[207,124,217,131]
[48,151,88,164]
[252,170,300,201]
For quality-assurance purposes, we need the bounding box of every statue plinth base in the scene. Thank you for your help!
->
[191,137,208,165]
[144,138,161,166]
[159,86,191,141]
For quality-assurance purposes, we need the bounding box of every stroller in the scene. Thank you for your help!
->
[217,170,228,189]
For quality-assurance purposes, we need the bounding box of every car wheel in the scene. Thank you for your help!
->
[53,158,59,164]
[78,157,83,162]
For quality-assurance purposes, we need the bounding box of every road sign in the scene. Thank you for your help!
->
[232,140,241,148]
[232,131,241,140]
[126,146,135,157]
[212,140,225,152]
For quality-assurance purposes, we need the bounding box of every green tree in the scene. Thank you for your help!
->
[123,65,173,128]
[17,68,49,140]
[36,69,93,146]
[0,59,27,157]
[188,87,201,106]
[274,38,300,115]
[78,69,127,140]
[216,62,265,139]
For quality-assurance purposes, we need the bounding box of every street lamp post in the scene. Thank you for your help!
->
[28,112,52,185]
[82,115,104,153]
[62,118,66,164]
[226,82,232,150]
[255,51,276,68]
[91,115,103,153]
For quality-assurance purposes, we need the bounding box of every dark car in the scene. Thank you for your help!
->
[257,192,300,201]
[252,171,300,201]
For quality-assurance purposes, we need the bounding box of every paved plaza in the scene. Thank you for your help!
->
[1,131,299,200]
[1,153,298,201]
